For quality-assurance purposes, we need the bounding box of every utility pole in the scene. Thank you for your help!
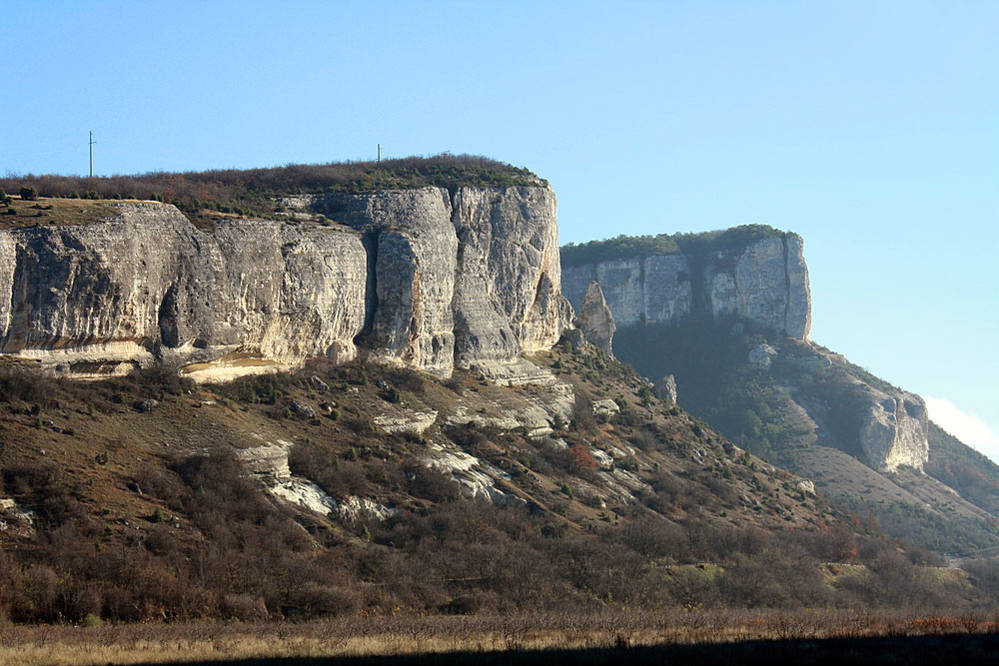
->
[377,144,381,162]
[89,131,96,178]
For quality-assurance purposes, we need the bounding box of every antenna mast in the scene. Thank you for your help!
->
[89,131,96,178]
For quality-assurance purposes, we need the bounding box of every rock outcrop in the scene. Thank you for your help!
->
[783,346,931,472]
[748,343,778,369]
[859,389,929,472]
[0,185,572,381]
[575,281,615,356]
[653,374,678,404]
[562,233,810,340]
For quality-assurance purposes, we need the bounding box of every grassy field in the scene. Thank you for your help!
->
[2,611,999,665]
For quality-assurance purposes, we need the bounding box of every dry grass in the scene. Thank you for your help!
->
[0,197,118,228]
[2,611,999,665]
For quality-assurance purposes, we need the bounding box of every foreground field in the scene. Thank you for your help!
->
[3,611,999,665]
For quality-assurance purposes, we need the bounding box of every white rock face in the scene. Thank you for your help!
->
[313,188,458,375]
[315,185,572,377]
[0,204,366,380]
[860,391,930,472]
[446,374,575,439]
[562,234,810,340]
[449,186,573,365]
[790,346,931,473]
[0,187,572,381]
[592,399,620,418]
[423,443,511,504]
[236,441,393,520]
[653,374,678,404]
[374,409,438,436]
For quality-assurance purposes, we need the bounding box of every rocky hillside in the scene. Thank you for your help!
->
[1,339,985,622]
[567,229,999,555]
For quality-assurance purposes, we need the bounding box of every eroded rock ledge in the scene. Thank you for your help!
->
[0,185,571,381]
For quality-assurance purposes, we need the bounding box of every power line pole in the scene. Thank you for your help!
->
[377,143,381,162]
[89,131,96,178]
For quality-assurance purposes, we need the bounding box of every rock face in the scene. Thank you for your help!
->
[653,374,678,404]
[859,389,929,472]
[314,185,571,377]
[449,187,572,370]
[0,203,366,382]
[313,188,457,375]
[784,346,931,473]
[563,230,930,475]
[0,186,572,381]
[562,233,811,340]
[575,281,615,356]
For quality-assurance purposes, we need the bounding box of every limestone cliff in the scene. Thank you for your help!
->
[313,185,571,376]
[562,232,810,340]
[0,185,571,381]
[570,229,929,475]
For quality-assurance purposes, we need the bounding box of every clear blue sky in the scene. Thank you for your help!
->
[3,1,997,457]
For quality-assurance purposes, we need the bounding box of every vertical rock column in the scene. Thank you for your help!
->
[314,188,459,377]
[576,280,616,356]
[450,185,572,368]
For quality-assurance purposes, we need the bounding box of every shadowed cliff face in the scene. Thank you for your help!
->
[0,186,571,381]
[562,234,811,340]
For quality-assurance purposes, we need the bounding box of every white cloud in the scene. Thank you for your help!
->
[924,396,999,464]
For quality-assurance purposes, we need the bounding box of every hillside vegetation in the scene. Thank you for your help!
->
[0,154,541,225]
[613,319,999,556]
[560,224,785,268]
[0,341,991,624]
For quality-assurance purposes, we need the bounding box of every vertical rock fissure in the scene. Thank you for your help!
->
[447,188,463,368]
[356,229,380,342]
[158,284,180,348]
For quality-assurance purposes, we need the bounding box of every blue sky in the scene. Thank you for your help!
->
[4,1,997,457]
